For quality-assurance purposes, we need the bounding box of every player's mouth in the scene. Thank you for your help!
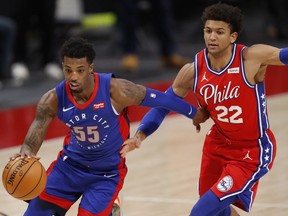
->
[69,82,79,91]
[208,43,218,48]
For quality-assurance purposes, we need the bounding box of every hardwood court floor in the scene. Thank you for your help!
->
[1,93,288,216]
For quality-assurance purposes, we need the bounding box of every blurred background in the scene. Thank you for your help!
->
[0,0,287,147]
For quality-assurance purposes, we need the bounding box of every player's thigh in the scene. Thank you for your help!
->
[199,139,224,195]
[79,178,121,214]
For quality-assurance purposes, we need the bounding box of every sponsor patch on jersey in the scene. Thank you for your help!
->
[217,175,233,192]
[93,102,105,110]
[228,67,239,74]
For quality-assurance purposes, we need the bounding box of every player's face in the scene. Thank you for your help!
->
[203,20,238,57]
[62,56,94,94]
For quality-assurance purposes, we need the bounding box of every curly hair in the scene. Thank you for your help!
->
[201,2,243,34]
[60,37,96,64]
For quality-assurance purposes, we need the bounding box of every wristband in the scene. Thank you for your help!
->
[140,87,197,119]
[279,48,288,64]
[138,86,197,137]
[138,86,175,137]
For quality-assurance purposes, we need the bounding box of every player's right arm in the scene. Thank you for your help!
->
[171,63,195,98]
[172,63,210,130]
[120,63,210,157]
[12,89,58,160]
[137,63,198,134]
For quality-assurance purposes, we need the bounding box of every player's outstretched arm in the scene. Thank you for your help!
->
[120,107,210,157]
[110,78,197,119]
[246,44,288,66]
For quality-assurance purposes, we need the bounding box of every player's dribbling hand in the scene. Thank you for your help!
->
[10,144,40,161]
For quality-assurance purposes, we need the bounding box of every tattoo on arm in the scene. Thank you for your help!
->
[24,103,54,153]
[112,78,146,109]
[123,84,145,102]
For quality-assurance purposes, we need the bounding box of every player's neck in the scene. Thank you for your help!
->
[208,46,233,71]
[73,75,95,104]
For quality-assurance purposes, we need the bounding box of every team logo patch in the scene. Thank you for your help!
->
[93,102,105,110]
[217,175,233,192]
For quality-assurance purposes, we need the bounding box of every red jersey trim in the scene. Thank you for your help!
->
[65,73,99,109]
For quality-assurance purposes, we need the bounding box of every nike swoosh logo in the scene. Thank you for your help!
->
[188,106,193,115]
[63,106,75,112]
[104,173,118,178]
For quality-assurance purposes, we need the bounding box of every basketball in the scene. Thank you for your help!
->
[2,157,47,200]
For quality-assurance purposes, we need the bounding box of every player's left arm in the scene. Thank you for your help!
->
[110,78,146,112]
[245,44,287,66]
[110,62,196,112]
[244,44,288,83]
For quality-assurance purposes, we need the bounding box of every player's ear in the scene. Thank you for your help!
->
[89,63,94,73]
[230,32,238,43]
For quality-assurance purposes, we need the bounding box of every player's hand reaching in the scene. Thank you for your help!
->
[120,136,141,158]
[193,107,210,133]
[120,131,146,157]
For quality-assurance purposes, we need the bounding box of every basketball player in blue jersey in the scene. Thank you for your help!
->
[10,37,208,216]
[121,2,288,216]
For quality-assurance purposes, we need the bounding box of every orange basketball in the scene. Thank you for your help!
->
[2,157,47,200]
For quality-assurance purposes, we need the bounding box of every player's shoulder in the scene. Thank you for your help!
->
[177,63,195,79]
[42,88,57,97]
[39,88,58,106]
[36,88,58,116]
[180,62,194,72]
[97,72,113,79]
[174,63,195,89]
[243,44,274,57]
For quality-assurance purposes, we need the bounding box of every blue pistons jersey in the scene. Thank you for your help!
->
[55,72,130,171]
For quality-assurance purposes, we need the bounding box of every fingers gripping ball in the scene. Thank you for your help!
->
[2,157,47,200]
